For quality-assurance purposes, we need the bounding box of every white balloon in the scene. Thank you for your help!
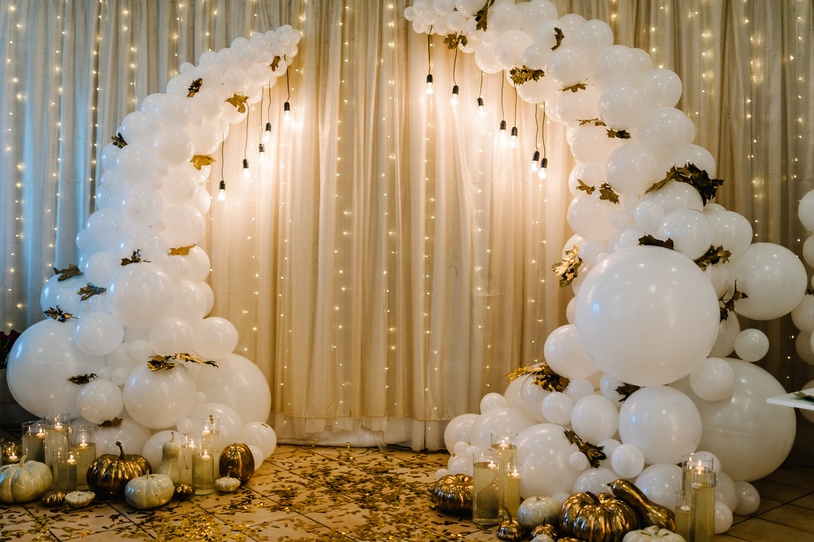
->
[444,413,479,453]
[729,243,807,320]
[488,3,522,33]
[567,192,618,240]
[643,179,704,213]
[107,262,175,328]
[77,378,124,424]
[570,394,618,443]
[541,391,573,425]
[469,406,536,450]
[733,481,760,515]
[593,45,641,89]
[707,211,752,257]
[573,19,613,62]
[193,317,239,360]
[75,311,125,356]
[598,82,644,131]
[657,209,714,260]
[494,30,533,69]
[573,467,617,495]
[516,423,580,497]
[634,463,683,510]
[688,357,736,401]
[195,354,271,423]
[638,68,682,108]
[733,328,769,362]
[546,45,590,88]
[186,403,244,457]
[791,294,814,332]
[605,143,658,196]
[543,324,599,379]
[798,189,814,231]
[94,418,152,458]
[480,392,509,413]
[610,444,645,478]
[243,422,277,459]
[123,362,197,429]
[714,502,734,534]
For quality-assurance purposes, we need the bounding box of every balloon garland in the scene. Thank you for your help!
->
[407,1,806,534]
[6,26,302,467]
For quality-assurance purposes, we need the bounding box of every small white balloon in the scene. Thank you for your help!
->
[733,328,770,362]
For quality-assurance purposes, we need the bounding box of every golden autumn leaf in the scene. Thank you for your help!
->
[270,55,282,71]
[225,93,249,113]
[78,283,106,301]
[638,234,675,250]
[694,245,732,271]
[475,0,496,31]
[578,118,605,127]
[564,428,607,468]
[111,132,127,148]
[168,244,197,256]
[561,82,587,93]
[551,246,582,287]
[187,78,203,97]
[67,373,97,385]
[598,182,621,204]
[53,263,83,281]
[719,281,748,321]
[443,32,468,50]
[120,249,148,266]
[99,417,123,427]
[606,128,631,139]
[576,179,595,195]
[552,27,565,50]
[509,66,545,85]
[44,307,73,322]
[190,154,215,170]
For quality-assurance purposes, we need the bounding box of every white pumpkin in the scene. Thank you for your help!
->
[622,525,686,542]
[124,473,175,510]
[0,456,53,503]
[517,495,562,529]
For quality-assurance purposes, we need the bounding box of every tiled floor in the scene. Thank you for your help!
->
[1,434,813,542]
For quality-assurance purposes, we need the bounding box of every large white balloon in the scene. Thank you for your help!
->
[193,317,239,360]
[543,324,599,379]
[574,246,719,386]
[634,463,683,510]
[77,378,124,424]
[444,413,479,453]
[107,262,175,328]
[123,361,197,429]
[195,353,271,423]
[94,418,152,458]
[729,243,807,320]
[242,421,277,459]
[74,311,125,356]
[570,394,619,444]
[469,406,536,450]
[516,423,581,497]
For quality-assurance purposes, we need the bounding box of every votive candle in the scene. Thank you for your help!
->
[21,420,45,463]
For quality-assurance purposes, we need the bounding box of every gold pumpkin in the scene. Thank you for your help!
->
[86,441,152,499]
[218,443,255,484]
[429,474,473,515]
[559,491,641,542]
[609,479,676,532]
[174,483,194,501]
[41,490,66,507]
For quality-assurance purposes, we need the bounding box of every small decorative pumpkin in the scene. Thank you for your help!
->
[65,490,95,508]
[214,474,241,493]
[87,441,152,499]
[429,473,473,515]
[518,495,562,529]
[622,525,686,542]
[124,473,175,510]
[530,523,559,539]
[496,507,525,541]
[610,479,676,531]
[559,491,641,542]
[155,433,181,485]
[218,443,255,484]
[174,483,194,501]
[0,455,53,503]
[41,490,66,507]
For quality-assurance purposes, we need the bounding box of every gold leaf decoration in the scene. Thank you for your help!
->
[793,391,814,403]
[168,244,197,256]
[598,183,621,204]
[504,364,548,383]
[111,132,128,148]
[615,383,641,401]
[719,281,748,321]
[607,128,632,139]
[148,352,219,372]
[120,249,149,266]
[576,179,595,195]
[190,154,215,170]
[552,246,582,287]
[578,118,606,127]
[552,27,565,50]
[67,373,97,385]
[53,263,83,281]
[44,307,73,322]
[509,65,545,85]
[187,78,203,97]
[694,245,732,271]
[564,429,606,468]
[638,234,675,250]
[475,0,496,31]
[147,358,177,371]
[225,93,249,113]
[270,55,282,72]
[534,363,571,393]
[443,32,468,50]
[99,417,123,427]
[646,163,724,205]
[561,82,587,93]
[78,283,106,301]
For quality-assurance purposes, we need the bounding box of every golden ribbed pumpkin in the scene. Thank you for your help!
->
[559,491,640,542]
[609,479,676,532]
[429,474,473,515]
[218,443,255,484]
[86,441,152,499]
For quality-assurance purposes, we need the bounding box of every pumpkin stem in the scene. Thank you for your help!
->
[116,441,125,458]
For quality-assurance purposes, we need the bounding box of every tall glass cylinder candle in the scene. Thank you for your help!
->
[179,436,196,486]
[192,440,215,496]
[21,420,46,463]
[491,431,517,518]
[472,449,500,526]
[675,490,695,542]
[692,470,716,542]
[504,462,522,520]
[71,424,96,490]
[44,412,71,469]
[52,449,78,492]
[201,415,220,473]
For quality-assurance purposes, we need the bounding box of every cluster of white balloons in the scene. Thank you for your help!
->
[409,0,808,534]
[6,25,303,467]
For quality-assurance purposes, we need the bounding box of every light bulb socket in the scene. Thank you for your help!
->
[258,143,265,153]
[426,73,433,85]
[242,158,249,169]
[265,122,272,132]
[511,126,518,138]
[218,180,226,191]
[499,120,507,131]
[532,150,540,162]
[283,101,291,112]
[540,157,548,169]
[452,84,459,96]
[477,97,484,108]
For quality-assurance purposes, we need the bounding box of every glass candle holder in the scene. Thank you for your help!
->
[179,436,196,486]
[472,449,500,527]
[71,424,97,490]
[691,469,716,542]
[21,420,46,463]
[201,415,220,473]
[192,439,215,496]
[491,430,517,518]
[44,412,71,469]
[503,461,522,520]
[52,449,78,492]
[2,442,21,465]
[674,490,695,542]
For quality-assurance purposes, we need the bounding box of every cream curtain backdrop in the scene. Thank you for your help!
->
[1,0,812,451]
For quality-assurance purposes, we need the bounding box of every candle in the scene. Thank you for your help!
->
[491,431,517,519]
[472,449,500,527]
[53,451,77,492]
[504,463,522,519]
[692,469,716,542]
[2,442,20,465]
[71,424,96,489]
[21,420,46,463]
[675,490,695,541]
[44,412,71,469]
[201,415,220,473]
[192,449,215,495]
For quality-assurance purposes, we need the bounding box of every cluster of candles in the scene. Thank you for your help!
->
[180,416,220,495]
[676,452,717,542]
[472,432,521,526]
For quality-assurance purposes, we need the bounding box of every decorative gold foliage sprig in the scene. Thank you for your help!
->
[270,56,282,71]
[187,78,203,97]
[646,163,724,205]
[598,183,620,204]
[505,362,570,393]
[578,118,606,127]
[475,0,496,31]
[552,27,565,50]
[78,283,106,301]
[168,244,197,256]
[226,94,249,113]
[564,428,606,468]
[505,364,548,383]
[694,245,731,271]
[552,246,582,287]
[121,249,149,266]
[67,373,97,385]
[615,383,640,401]
[148,353,219,371]
[509,66,545,85]
[561,82,587,93]
[606,128,631,139]
[53,264,83,281]
[111,132,128,148]
[576,179,595,195]
[99,417,123,427]
[44,307,73,322]
[638,234,675,250]
[190,154,215,170]
[719,281,748,321]
[444,32,468,50]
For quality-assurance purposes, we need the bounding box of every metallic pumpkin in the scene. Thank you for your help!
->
[174,483,194,501]
[41,490,66,507]
[218,443,255,484]
[609,479,676,532]
[559,491,641,542]
[429,474,473,515]
[86,441,152,499]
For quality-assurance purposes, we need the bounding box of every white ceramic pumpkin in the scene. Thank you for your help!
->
[517,495,562,529]
[622,525,686,542]
[0,456,53,503]
[124,473,175,510]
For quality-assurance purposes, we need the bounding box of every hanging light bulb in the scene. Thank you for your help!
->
[425,74,434,95]
[509,126,519,148]
[538,157,548,180]
[262,122,272,144]
[217,180,227,201]
[242,158,251,180]
[258,142,266,164]
[530,150,540,173]
[477,97,486,116]
[283,101,292,128]
[450,84,459,106]
[499,120,507,142]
